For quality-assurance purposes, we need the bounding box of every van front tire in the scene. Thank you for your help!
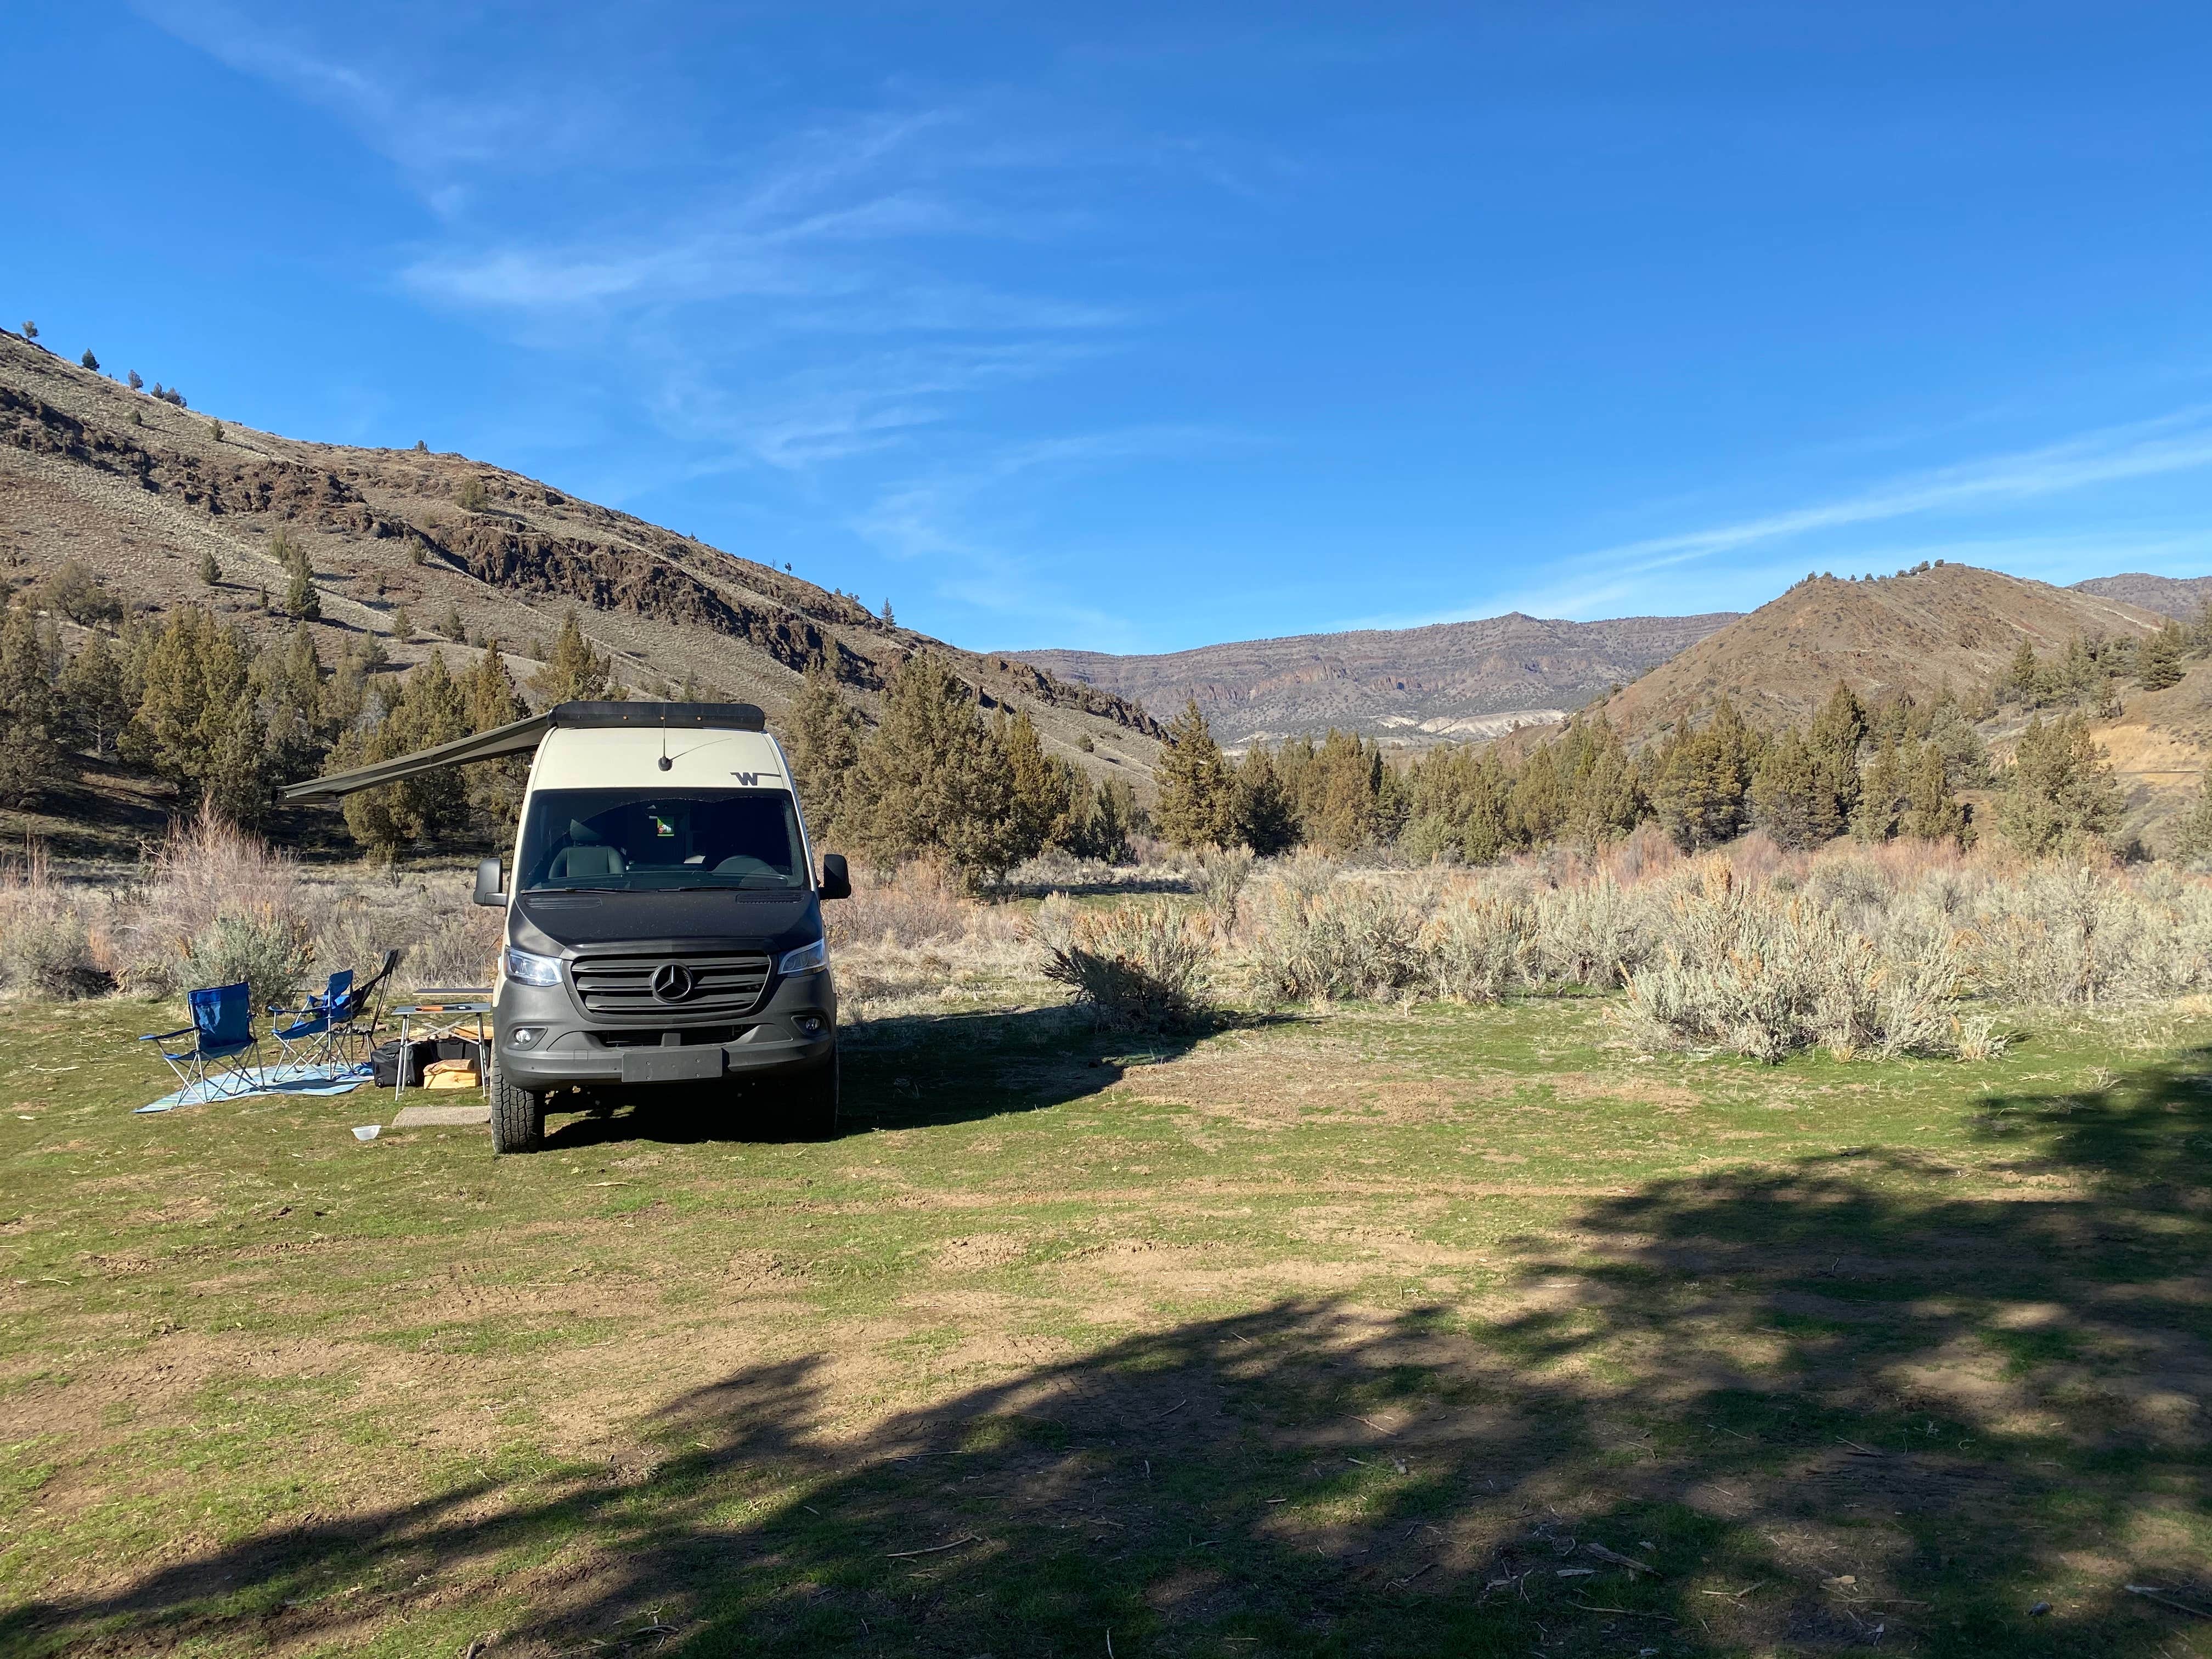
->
[787,1053,839,1142]
[489,1054,544,1154]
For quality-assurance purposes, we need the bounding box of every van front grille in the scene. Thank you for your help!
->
[569,951,772,1018]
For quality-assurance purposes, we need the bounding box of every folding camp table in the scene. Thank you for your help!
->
[387,988,492,1102]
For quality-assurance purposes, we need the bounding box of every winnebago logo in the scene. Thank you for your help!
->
[650,963,696,1003]
[730,770,782,787]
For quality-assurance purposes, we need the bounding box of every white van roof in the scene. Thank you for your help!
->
[282,700,770,802]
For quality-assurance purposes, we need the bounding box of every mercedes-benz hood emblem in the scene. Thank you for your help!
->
[650,962,695,1003]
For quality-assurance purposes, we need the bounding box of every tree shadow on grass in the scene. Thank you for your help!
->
[537,1006,1299,1150]
[10,1051,2211,1656]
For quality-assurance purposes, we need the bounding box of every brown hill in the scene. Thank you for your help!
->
[1014,611,1737,749]
[1588,563,2166,742]
[2070,572,2212,619]
[0,330,1161,794]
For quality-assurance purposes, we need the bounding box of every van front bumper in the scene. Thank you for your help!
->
[494,969,836,1092]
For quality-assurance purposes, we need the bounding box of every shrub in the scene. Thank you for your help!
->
[115,806,305,997]
[1037,899,1211,1031]
[1525,877,1649,991]
[1198,845,1254,936]
[178,909,311,1014]
[1249,873,1428,1003]
[1419,892,1526,1003]
[0,848,109,999]
[825,858,976,950]
[1615,863,1963,1062]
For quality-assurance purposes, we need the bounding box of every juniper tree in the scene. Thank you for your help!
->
[455,475,489,512]
[459,640,529,832]
[1852,737,1909,842]
[2171,779,2212,866]
[1153,697,1238,849]
[1904,740,1972,846]
[847,651,1019,884]
[1232,745,1299,856]
[0,603,61,808]
[1996,712,2123,857]
[199,550,222,586]
[439,605,466,642]
[995,707,1077,865]
[127,370,142,391]
[1651,701,1758,851]
[332,653,473,858]
[2138,622,2186,691]
[1808,682,1867,827]
[21,322,35,340]
[55,632,131,759]
[390,605,414,639]
[779,660,864,844]
[530,612,618,702]
[80,349,98,372]
[252,625,329,785]
[121,605,256,808]
[2002,636,2041,703]
[1748,727,1838,849]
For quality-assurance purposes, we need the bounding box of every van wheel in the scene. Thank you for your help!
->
[489,1054,544,1154]
[788,1053,839,1142]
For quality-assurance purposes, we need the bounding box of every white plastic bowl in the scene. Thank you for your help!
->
[352,1125,381,1142]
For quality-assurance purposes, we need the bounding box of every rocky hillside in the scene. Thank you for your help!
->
[1586,563,2166,742]
[1015,610,1737,749]
[2070,572,2212,619]
[0,330,1161,789]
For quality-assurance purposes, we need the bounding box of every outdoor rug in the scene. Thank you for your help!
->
[136,1062,375,1115]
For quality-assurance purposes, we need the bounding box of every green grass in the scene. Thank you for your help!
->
[3,993,2211,1655]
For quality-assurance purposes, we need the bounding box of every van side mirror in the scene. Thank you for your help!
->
[817,853,851,901]
[473,857,507,907]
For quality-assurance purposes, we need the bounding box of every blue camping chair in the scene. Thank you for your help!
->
[268,969,354,1070]
[140,981,263,1099]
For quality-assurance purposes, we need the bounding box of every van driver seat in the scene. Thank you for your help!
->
[549,844,625,879]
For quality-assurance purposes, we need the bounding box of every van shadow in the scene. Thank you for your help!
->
[535,1005,1295,1151]
[15,1048,2209,1656]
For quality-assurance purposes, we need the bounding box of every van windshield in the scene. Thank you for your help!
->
[516,789,808,893]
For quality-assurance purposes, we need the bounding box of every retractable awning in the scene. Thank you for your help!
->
[282,699,768,803]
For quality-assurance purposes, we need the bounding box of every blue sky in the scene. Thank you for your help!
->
[9,4,2212,653]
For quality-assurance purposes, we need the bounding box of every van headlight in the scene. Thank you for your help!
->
[777,938,828,976]
[503,946,563,987]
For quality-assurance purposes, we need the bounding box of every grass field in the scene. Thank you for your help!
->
[3,988,2211,1657]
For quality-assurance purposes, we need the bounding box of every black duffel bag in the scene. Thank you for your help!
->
[371,1039,438,1088]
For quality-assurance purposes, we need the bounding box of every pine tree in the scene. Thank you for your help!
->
[1997,712,2124,857]
[2138,623,2186,691]
[1153,698,1238,849]
[780,661,863,844]
[847,652,1019,884]
[56,633,131,759]
[1903,740,1971,845]
[1232,746,1299,856]
[199,550,222,586]
[0,603,61,807]
[531,612,616,703]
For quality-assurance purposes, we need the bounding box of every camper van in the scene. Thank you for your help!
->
[286,702,850,1153]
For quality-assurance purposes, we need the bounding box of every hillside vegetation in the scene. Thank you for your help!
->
[1016,610,1736,748]
[0,329,1161,853]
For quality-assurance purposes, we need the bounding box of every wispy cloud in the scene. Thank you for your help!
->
[133,1,586,188]
[1379,408,2212,629]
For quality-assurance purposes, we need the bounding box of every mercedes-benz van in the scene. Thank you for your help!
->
[287,701,850,1153]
